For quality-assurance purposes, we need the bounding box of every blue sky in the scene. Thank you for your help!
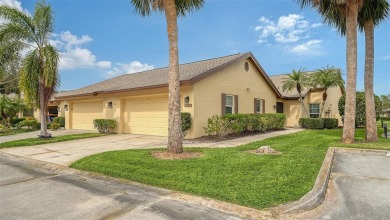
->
[2,0,390,95]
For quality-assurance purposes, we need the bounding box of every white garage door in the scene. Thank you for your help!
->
[124,96,168,136]
[72,101,103,130]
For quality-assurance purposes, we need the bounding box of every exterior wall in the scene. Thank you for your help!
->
[192,58,278,138]
[278,98,301,127]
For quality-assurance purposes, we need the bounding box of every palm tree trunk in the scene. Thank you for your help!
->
[342,0,358,144]
[298,93,309,117]
[39,75,48,137]
[364,19,378,142]
[163,0,183,154]
[319,90,327,119]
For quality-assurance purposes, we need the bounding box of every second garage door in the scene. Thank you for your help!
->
[124,96,168,136]
[72,101,103,130]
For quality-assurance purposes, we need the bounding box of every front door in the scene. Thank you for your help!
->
[276,102,284,113]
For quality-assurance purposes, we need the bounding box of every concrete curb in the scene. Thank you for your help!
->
[334,147,390,156]
[282,147,336,214]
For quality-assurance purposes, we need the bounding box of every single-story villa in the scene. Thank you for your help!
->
[40,52,343,138]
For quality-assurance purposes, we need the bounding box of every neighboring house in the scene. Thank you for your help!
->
[382,108,390,117]
[39,52,343,138]
[270,74,344,127]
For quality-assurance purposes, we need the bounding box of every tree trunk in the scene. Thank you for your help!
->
[163,0,183,154]
[342,0,358,144]
[298,93,309,117]
[319,90,328,119]
[364,19,378,142]
[39,75,49,137]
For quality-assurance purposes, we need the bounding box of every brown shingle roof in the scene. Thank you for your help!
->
[56,53,247,98]
[269,74,310,99]
[56,52,281,99]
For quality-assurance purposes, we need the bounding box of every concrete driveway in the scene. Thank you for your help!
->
[293,151,390,219]
[1,128,302,166]
[0,153,253,220]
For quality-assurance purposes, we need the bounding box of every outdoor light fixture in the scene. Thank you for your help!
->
[64,105,68,111]
[184,96,190,104]
[107,101,113,108]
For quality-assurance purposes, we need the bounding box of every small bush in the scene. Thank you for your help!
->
[52,117,65,127]
[181,112,192,137]
[93,119,117,134]
[323,118,338,129]
[299,118,324,129]
[16,119,39,130]
[204,113,286,138]
[50,122,61,131]
[0,124,9,133]
[11,118,26,127]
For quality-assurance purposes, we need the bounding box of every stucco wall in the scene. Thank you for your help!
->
[192,58,278,138]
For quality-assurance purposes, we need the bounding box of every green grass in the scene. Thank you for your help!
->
[0,128,39,136]
[0,133,105,148]
[70,125,390,210]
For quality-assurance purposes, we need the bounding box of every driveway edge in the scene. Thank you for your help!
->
[282,147,335,214]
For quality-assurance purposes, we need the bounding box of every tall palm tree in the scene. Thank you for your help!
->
[321,0,389,141]
[0,1,59,138]
[312,66,344,118]
[130,0,203,154]
[297,0,363,143]
[282,68,311,117]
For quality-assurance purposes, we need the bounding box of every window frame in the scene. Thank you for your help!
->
[225,95,234,114]
[309,103,321,118]
[255,98,262,114]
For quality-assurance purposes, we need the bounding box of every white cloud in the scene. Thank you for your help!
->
[104,61,154,78]
[290,40,322,54]
[50,31,112,70]
[255,14,319,44]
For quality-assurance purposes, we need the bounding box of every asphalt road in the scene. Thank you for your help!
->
[0,153,246,220]
[294,152,390,220]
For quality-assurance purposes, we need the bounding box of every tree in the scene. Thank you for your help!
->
[381,94,390,110]
[0,1,59,138]
[0,38,21,94]
[320,0,389,142]
[297,0,363,143]
[130,0,203,153]
[312,66,344,118]
[282,68,311,117]
[338,91,382,127]
[0,95,25,127]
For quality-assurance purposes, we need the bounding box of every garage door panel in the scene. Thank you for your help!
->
[72,101,103,130]
[124,96,168,136]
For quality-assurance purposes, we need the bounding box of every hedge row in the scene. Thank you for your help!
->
[380,117,390,121]
[299,118,338,129]
[203,113,286,138]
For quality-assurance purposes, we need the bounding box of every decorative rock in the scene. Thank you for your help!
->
[256,146,278,154]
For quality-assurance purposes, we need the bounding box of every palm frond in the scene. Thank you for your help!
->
[0,5,36,42]
[19,50,40,106]
[130,0,203,17]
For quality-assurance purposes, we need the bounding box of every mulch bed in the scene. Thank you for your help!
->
[152,151,203,160]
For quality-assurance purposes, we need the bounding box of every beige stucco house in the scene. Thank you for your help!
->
[40,52,343,138]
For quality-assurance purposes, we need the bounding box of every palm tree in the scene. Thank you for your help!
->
[130,0,203,154]
[0,95,25,127]
[0,1,59,138]
[282,68,311,117]
[312,66,344,118]
[320,0,389,141]
[297,0,363,143]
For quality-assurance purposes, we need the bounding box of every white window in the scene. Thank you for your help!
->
[255,99,262,114]
[225,95,234,114]
[309,104,320,118]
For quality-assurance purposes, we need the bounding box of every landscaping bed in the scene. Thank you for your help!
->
[0,128,39,137]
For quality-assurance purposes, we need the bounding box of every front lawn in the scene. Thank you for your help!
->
[0,128,39,136]
[70,126,389,210]
[0,133,105,148]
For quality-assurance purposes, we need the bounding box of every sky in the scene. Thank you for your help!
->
[1,0,389,95]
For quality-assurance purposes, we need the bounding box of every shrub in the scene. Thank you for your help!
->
[0,124,9,133]
[16,119,39,130]
[204,113,286,138]
[299,118,324,129]
[11,118,26,127]
[323,118,338,129]
[338,92,382,127]
[380,117,390,121]
[52,117,65,127]
[50,122,61,131]
[181,112,192,137]
[93,119,117,134]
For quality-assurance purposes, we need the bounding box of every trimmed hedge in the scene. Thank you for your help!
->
[323,118,338,129]
[93,119,117,134]
[380,117,390,121]
[52,117,65,127]
[11,118,25,127]
[181,112,192,137]
[299,118,338,129]
[16,119,39,130]
[203,113,286,138]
